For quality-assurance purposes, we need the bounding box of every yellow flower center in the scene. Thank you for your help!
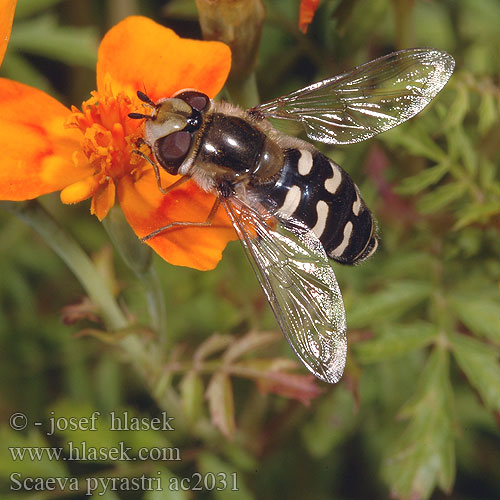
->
[60,91,146,220]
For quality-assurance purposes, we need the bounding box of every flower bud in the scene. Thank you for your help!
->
[195,0,265,82]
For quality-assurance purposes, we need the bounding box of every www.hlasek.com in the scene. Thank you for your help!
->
[7,410,239,495]
[9,439,181,461]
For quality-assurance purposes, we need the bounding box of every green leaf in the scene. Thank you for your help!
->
[478,90,498,134]
[302,387,356,458]
[449,290,500,343]
[198,452,255,500]
[194,334,234,363]
[375,252,435,280]
[396,163,449,196]
[0,427,68,478]
[447,125,477,175]
[49,400,121,453]
[220,443,258,473]
[417,181,466,214]
[451,333,500,412]
[453,202,500,230]
[102,205,153,275]
[10,14,98,69]
[180,371,204,426]
[443,84,469,129]
[223,330,281,363]
[381,123,446,162]
[385,348,455,500]
[478,158,499,193]
[15,0,67,18]
[206,372,235,439]
[354,322,437,364]
[0,51,55,94]
[347,281,431,329]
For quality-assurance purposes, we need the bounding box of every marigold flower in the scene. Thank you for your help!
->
[0,16,237,271]
[0,0,17,65]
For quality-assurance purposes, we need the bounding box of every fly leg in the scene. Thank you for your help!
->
[141,197,222,242]
[131,141,187,195]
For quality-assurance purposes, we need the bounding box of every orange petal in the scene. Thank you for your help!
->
[60,176,99,204]
[0,78,92,200]
[0,0,17,66]
[91,179,116,221]
[118,171,236,271]
[96,16,231,102]
[299,0,320,34]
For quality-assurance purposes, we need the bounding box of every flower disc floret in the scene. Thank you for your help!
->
[61,91,146,220]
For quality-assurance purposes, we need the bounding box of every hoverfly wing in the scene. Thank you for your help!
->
[221,196,347,383]
[253,48,455,145]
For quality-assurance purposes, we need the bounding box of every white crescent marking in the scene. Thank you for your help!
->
[324,163,343,194]
[278,185,302,216]
[331,221,353,257]
[352,194,362,216]
[312,200,329,238]
[298,150,314,176]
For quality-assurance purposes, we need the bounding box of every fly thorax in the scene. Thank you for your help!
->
[194,113,284,185]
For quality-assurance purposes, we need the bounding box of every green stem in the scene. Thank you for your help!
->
[136,265,168,342]
[101,206,167,340]
[2,200,128,331]
[107,0,139,25]
[117,333,185,432]
[226,72,260,109]
[391,0,415,49]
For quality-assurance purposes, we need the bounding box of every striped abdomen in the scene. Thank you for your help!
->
[258,148,377,265]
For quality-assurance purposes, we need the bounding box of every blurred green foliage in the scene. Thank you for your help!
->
[1,0,499,499]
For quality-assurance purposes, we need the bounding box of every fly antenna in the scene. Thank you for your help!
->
[129,89,156,119]
[128,112,151,120]
[137,90,156,108]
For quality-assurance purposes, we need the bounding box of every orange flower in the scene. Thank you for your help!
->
[0,16,237,271]
[0,0,17,65]
[299,0,320,34]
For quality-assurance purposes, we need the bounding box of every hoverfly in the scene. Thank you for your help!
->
[129,48,455,383]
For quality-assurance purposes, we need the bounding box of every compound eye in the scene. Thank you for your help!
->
[174,91,209,112]
[155,131,192,173]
